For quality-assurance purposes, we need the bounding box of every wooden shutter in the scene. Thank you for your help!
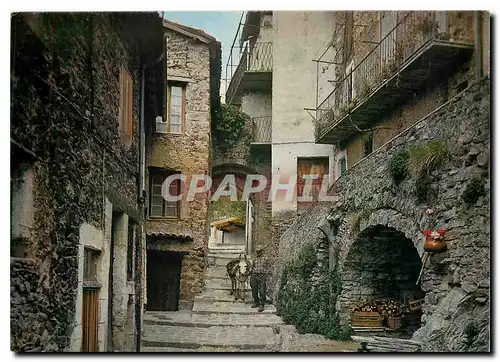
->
[297,158,329,213]
[119,65,133,140]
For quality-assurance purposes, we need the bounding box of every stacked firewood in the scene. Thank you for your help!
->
[352,299,410,318]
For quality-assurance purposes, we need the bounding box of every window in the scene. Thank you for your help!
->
[335,151,348,181]
[83,248,100,283]
[149,170,181,218]
[119,65,133,141]
[339,157,347,175]
[167,83,186,134]
[345,60,356,102]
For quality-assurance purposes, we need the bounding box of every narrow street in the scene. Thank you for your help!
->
[141,244,283,351]
[141,244,360,352]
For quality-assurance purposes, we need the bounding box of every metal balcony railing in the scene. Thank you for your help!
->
[315,11,474,140]
[251,116,272,144]
[226,42,273,104]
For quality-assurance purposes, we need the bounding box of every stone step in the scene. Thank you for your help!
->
[209,256,247,267]
[141,346,269,352]
[209,244,246,252]
[142,324,278,350]
[207,252,246,260]
[205,266,230,279]
[141,346,198,352]
[144,311,285,327]
[192,301,277,315]
[195,289,253,303]
[204,278,251,290]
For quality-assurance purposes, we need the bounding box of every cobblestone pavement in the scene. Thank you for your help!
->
[141,243,359,352]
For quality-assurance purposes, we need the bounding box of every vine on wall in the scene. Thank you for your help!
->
[212,103,251,152]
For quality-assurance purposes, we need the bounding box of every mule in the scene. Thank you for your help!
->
[226,254,253,301]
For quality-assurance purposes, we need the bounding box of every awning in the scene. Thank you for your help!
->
[211,217,245,232]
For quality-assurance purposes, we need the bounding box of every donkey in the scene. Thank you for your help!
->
[226,254,253,301]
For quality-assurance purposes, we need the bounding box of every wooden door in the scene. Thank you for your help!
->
[82,288,99,352]
[82,248,100,352]
[147,251,182,311]
[297,158,329,213]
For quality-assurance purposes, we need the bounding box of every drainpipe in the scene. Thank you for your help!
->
[475,11,483,80]
[135,66,146,353]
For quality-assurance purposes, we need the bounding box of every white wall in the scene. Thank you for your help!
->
[11,165,34,240]
[241,93,272,118]
[271,11,336,213]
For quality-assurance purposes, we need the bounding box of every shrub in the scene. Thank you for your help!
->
[407,139,451,177]
[389,150,410,184]
[212,104,250,152]
[276,244,352,341]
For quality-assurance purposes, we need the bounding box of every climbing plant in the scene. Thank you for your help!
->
[212,103,251,152]
[276,244,352,341]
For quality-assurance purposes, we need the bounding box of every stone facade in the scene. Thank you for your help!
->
[144,21,221,308]
[274,78,490,351]
[10,13,164,352]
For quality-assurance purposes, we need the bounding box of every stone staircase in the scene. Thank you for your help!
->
[141,243,284,352]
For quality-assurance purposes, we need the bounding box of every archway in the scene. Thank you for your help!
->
[340,225,425,338]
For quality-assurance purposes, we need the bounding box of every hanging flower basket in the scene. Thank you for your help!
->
[423,228,446,253]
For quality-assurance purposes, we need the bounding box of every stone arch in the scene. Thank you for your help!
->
[335,208,424,270]
[338,223,425,337]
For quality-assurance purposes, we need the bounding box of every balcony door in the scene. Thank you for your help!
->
[380,12,398,71]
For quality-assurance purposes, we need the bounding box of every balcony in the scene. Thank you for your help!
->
[251,116,272,145]
[225,42,273,105]
[315,11,475,146]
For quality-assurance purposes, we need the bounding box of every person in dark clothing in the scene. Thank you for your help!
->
[250,246,268,312]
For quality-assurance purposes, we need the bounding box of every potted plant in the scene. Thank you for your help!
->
[423,228,446,253]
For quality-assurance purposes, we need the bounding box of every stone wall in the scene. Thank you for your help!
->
[145,26,216,305]
[274,78,490,351]
[10,13,163,352]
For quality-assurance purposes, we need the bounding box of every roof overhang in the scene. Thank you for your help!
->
[211,217,245,232]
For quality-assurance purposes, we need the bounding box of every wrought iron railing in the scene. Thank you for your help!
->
[226,42,273,103]
[315,11,474,139]
[251,116,272,143]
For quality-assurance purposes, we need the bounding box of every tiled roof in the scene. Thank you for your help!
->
[163,19,218,44]
[146,230,194,240]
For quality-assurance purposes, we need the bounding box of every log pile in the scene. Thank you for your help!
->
[352,299,410,318]
[352,336,423,352]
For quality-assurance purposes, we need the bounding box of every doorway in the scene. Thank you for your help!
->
[146,251,183,311]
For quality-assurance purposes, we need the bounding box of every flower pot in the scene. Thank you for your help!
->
[423,238,446,253]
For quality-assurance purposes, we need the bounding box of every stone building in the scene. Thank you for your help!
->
[144,20,221,312]
[10,12,165,352]
[272,11,490,351]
